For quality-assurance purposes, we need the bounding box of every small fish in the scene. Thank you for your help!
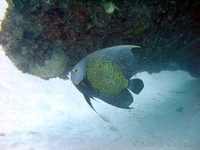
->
[70,45,144,112]
[104,2,121,14]
[187,116,194,119]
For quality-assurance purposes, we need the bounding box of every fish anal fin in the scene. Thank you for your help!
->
[102,89,133,109]
[116,89,133,109]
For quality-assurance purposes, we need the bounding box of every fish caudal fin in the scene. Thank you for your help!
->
[128,78,144,95]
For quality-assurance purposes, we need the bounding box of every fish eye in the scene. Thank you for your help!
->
[73,68,78,72]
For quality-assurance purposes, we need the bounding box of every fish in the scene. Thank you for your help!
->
[104,2,121,14]
[70,45,144,112]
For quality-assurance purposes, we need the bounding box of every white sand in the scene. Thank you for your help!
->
[0,48,199,150]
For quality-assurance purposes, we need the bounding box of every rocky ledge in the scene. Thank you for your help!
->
[0,0,199,79]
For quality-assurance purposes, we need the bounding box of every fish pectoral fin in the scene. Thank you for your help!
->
[83,94,97,112]
[128,78,144,95]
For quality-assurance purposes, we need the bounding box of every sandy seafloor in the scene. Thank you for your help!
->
[0,46,200,150]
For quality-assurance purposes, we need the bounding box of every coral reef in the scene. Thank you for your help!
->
[0,0,199,79]
[29,50,67,79]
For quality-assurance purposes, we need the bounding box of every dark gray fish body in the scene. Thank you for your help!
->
[71,45,144,111]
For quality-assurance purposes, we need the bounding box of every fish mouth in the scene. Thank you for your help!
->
[74,81,81,85]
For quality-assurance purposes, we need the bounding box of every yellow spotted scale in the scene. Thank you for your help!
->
[87,58,128,99]
[70,45,144,112]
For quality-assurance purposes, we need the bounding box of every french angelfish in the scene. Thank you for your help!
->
[70,45,144,112]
